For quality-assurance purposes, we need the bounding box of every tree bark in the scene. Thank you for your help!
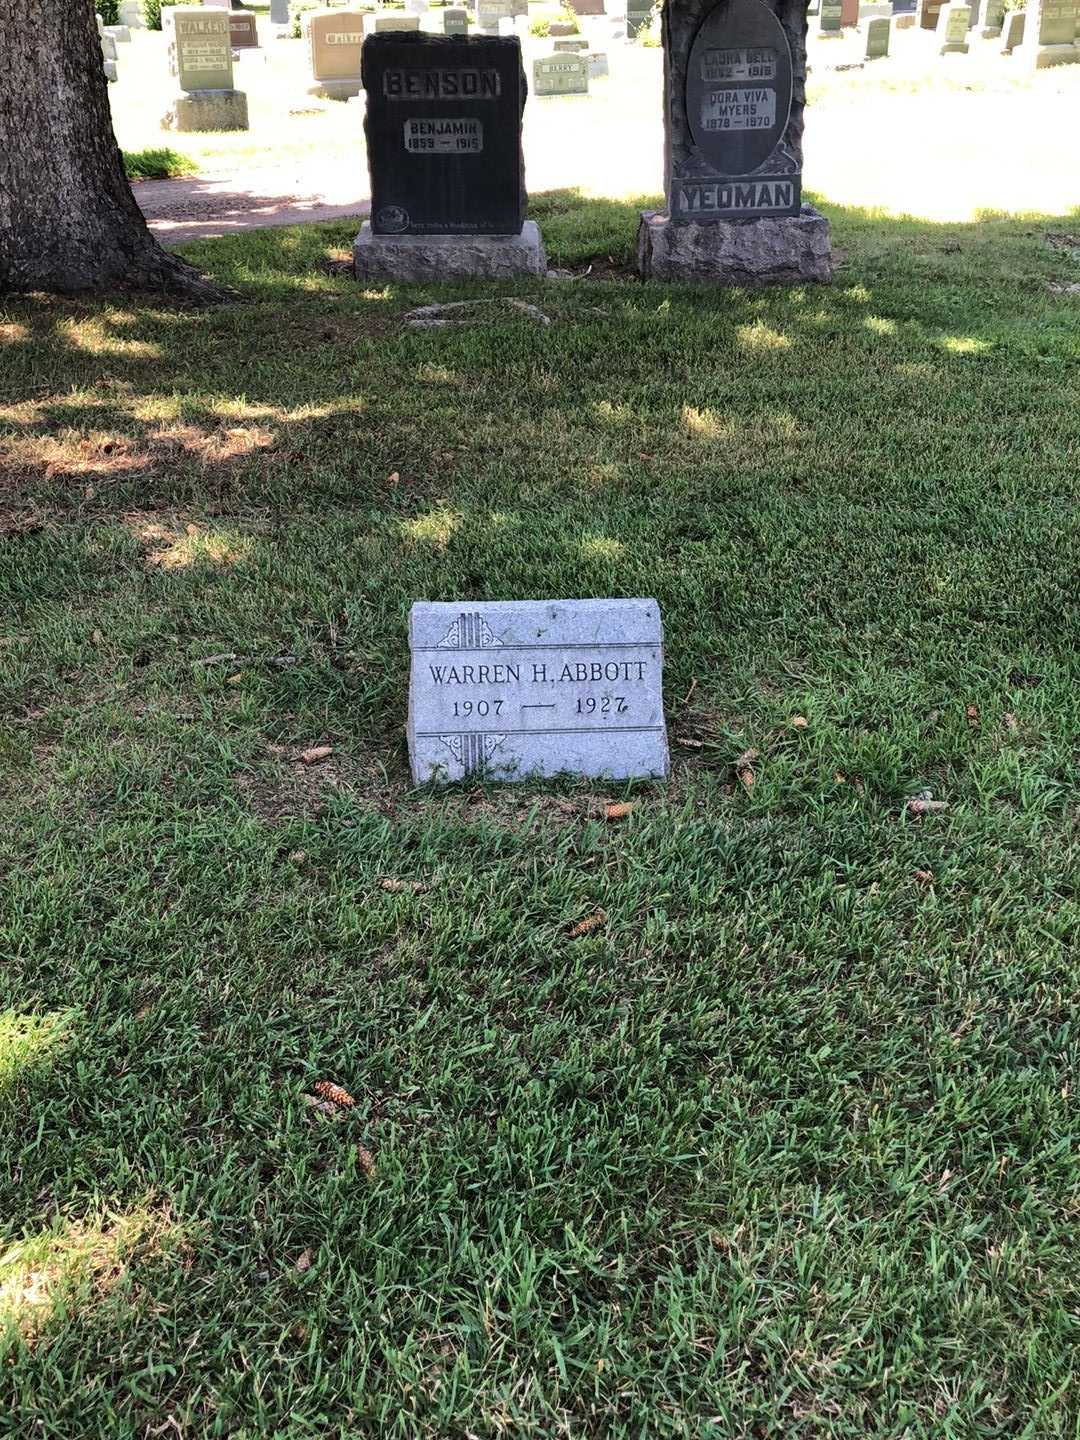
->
[0,0,220,298]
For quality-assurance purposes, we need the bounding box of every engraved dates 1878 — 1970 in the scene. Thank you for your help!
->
[671,0,800,220]
[408,600,669,784]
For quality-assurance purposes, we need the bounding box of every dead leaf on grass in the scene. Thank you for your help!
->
[313,1080,355,1108]
[676,735,704,748]
[913,870,935,884]
[908,797,948,816]
[604,802,636,821]
[1002,712,1018,733]
[301,1093,342,1119]
[300,745,333,766]
[735,748,759,791]
[378,877,429,895]
[355,1145,377,1178]
[567,908,607,939]
[965,704,980,728]
[789,715,809,729]
[295,1249,314,1273]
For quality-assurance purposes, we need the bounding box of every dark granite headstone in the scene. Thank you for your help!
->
[666,0,800,222]
[627,0,653,35]
[1001,6,1025,46]
[866,14,890,51]
[891,0,917,12]
[820,0,843,29]
[362,33,526,236]
[840,0,858,21]
[918,0,944,28]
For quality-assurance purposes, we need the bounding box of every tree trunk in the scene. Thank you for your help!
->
[0,0,220,298]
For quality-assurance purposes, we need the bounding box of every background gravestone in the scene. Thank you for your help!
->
[627,0,653,35]
[369,14,423,31]
[229,11,260,47]
[638,0,831,286]
[307,9,365,98]
[1016,0,1079,63]
[354,33,546,278]
[938,1,970,48]
[866,14,891,51]
[444,8,470,33]
[164,8,249,131]
[819,0,844,34]
[981,0,1005,34]
[918,0,944,27]
[270,0,290,23]
[533,53,590,92]
[408,600,669,785]
[840,0,859,22]
[1001,6,1026,45]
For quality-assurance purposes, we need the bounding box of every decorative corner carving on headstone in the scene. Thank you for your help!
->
[437,612,504,649]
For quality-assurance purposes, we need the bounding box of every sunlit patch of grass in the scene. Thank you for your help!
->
[56,318,162,361]
[594,399,635,426]
[143,524,255,572]
[399,509,462,551]
[735,321,792,352]
[0,324,29,346]
[580,535,626,561]
[0,1208,190,1344]
[941,335,992,355]
[586,462,626,490]
[416,364,462,386]
[681,405,734,440]
[0,1012,72,1098]
[0,430,150,479]
[865,315,898,336]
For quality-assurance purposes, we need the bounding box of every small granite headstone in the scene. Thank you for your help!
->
[554,36,590,49]
[866,14,891,51]
[408,600,669,784]
[918,0,944,27]
[841,0,859,22]
[369,14,422,32]
[627,0,652,35]
[103,24,132,43]
[307,8,366,97]
[533,52,590,92]
[477,0,516,26]
[965,0,981,25]
[939,2,970,48]
[589,49,610,75]
[101,33,119,62]
[229,10,260,47]
[819,1,844,33]
[981,0,1005,34]
[271,0,290,23]
[1001,6,1026,45]
[444,8,470,33]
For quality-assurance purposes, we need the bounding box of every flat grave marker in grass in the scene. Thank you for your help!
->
[408,600,670,785]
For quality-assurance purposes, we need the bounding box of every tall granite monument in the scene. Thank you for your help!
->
[354,33,546,279]
[637,0,831,285]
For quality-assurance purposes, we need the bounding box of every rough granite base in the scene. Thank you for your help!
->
[636,206,832,286]
[353,221,547,281]
[1028,42,1079,67]
[163,90,249,133]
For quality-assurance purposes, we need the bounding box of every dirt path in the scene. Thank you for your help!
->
[137,166,370,248]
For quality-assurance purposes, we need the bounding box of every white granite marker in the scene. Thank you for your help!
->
[409,599,668,784]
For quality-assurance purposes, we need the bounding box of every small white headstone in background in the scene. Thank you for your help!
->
[409,599,669,785]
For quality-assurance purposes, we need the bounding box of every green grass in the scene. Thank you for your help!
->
[1,193,1079,1437]
[122,146,197,181]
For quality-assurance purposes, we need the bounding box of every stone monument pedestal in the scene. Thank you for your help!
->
[164,89,250,132]
[353,221,547,281]
[1027,40,1079,64]
[636,207,832,287]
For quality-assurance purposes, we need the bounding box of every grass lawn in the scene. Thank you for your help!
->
[1,194,1079,1437]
